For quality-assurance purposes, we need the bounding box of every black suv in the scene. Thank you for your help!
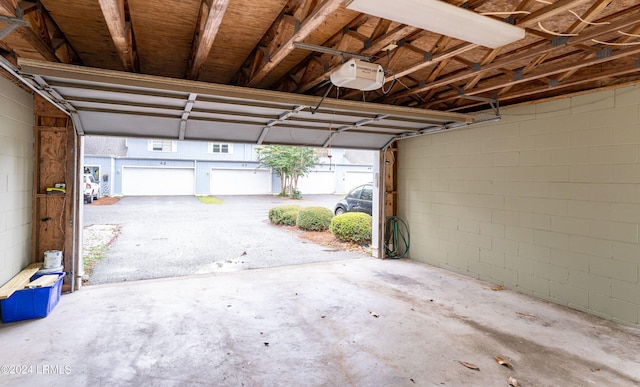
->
[334,183,373,215]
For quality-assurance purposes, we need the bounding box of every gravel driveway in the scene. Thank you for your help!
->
[83,195,368,284]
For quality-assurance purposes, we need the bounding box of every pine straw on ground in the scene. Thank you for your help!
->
[282,225,371,255]
[88,196,121,206]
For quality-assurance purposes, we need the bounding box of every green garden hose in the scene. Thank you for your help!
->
[385,216,410,259]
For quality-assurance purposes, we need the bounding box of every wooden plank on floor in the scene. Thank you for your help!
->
[25,274,59,288]
[0,263,44,299]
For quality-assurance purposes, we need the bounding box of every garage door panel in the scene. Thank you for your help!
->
[298,171,335,194]
[123,167,194,196]
[210,169,271,195]
[345,171,373,192]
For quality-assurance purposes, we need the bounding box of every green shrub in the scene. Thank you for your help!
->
[290,188,302,200]
[297,206,333,231]
[269,205,301,226]
[330,212,372,244]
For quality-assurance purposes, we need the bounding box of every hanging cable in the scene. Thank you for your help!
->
[380,48,398,95]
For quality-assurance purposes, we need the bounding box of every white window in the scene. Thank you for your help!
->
[148,139,177,152]
[210,143,233,154]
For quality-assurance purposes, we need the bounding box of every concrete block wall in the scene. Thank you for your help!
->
[398,84,640,326]
[0,77,34,286]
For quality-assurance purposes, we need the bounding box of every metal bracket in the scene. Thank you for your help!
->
[322,114,388,147]
[293,41,372,62]
[257,105,305,144]
[457,92,500,117]
[0,15,29,41]
[513,68,523,81]
[597,47,612,60]
[551,36,568,47]
[310,83,334,114]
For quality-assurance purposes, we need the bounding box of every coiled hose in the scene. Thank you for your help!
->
[384,216,410,259]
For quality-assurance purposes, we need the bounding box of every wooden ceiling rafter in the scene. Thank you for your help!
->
[461,0,542,92]
[2,0,639,120]
[461,6,640,110]
[185,0,230,80]
[342,34,457,102]
[24,1,82,64]
[267,12,369,93]
[299,23,371,89]
[425,43,640,109]
[556,23,640,85]
[387,7,640,105]
[232,0,308,86]
[384,0,597,103]
[294,19,420,94]
[0,0,16,17]
[245,0,343,88]
[518,0,611,80]
[0,0,71,63]
[97,0,138,72]
[447,62,640,112]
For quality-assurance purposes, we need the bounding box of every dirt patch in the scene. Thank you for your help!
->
[284,226,371,255]
[83,224,120,282]
[89,196,121,205]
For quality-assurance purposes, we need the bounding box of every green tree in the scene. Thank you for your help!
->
[256,145,318,197]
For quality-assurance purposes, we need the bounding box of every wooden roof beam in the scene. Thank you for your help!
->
[186,0,230,80]
[428,45,640,107]
[23,1,82,64]
[449,64,640,112]
[518,0,612,78]
[247,0,343,87]
[385,0,594,89]
[98,0,137,72]
[296,23,419,93]
[387,9,640,101]
[0,0,61,62]
[232,0,312,86]
[518,0,595,27]
[0,0,16,16]
[281,14,368,92]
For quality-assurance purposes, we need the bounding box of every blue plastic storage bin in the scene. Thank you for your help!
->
[0,272,65,323]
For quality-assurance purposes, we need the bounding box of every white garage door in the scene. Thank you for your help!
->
[297,171,335,194]
[210,168,272,195]
[122,167,194,196]
[345,171,374,192]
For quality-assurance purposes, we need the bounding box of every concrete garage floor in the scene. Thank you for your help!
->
[2,258,639,386]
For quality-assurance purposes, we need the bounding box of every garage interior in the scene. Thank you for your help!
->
[1,0,640,384]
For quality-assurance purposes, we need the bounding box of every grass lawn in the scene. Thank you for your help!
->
[197,196,224,204]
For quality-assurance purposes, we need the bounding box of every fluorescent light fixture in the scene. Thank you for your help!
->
[345,0,525,49]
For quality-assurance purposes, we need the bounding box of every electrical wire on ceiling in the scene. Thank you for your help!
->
[568,10,610,26]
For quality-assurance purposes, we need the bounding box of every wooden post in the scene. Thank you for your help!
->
[32,95,77,292]
[382,144,398,258]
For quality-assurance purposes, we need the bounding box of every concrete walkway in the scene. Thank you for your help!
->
[2,258,639,386]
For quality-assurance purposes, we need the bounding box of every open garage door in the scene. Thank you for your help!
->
[17,60,474,150]
[210,168,271,195]
[122,167,194,196]
[297,171,335,194]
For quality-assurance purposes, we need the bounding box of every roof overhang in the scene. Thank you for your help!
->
[17,59,475,150]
